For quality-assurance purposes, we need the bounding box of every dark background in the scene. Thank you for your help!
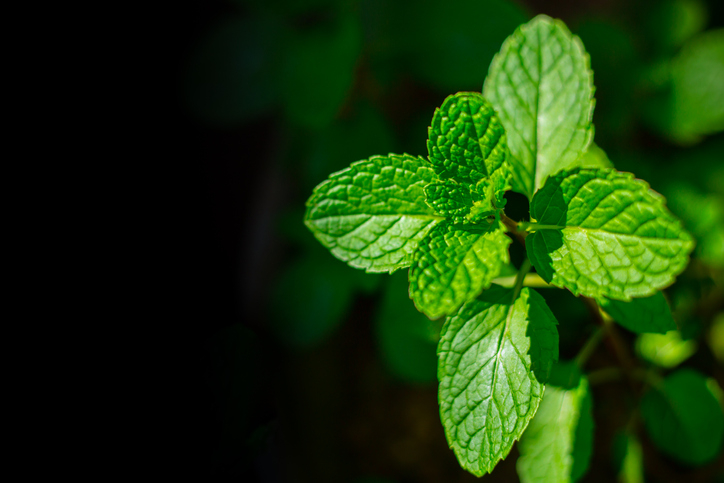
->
[148,0,724,481]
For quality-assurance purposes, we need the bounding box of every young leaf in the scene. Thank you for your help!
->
[598,292,677,334]
[305,154,444,273]
[437,285,559,476]
[409,220,511,319]
[517,361,593,483]
[427,92,508,186]
[640,368,724,466]
[484,14,595,199]
[527,168,694,300]
[424,179,486,222]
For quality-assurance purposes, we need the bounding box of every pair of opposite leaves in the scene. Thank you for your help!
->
[305,14,694,479]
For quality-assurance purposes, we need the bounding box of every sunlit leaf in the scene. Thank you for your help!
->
[438,286,559,476]
[528,168,694,300]
[409,221,511,319]
[517,361,593,483]
[484,15,595,199]
[305,154,443,273]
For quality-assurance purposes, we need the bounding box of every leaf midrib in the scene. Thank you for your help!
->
[310,213,446,221]
[534,225,689,243]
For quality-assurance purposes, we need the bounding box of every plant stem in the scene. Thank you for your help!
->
[491,273,552,288]
[587,367,624,386]
[512,258,532,301]
[501,212,527,247]
[518,221,565,232]
[575,326,605,368]
[580,296,639,391]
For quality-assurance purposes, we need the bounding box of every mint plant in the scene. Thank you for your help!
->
[304,14,723,481]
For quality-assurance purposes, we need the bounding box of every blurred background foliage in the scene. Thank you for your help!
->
[171,0,724,481]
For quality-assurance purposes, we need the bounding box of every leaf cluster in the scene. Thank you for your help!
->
[305,14,721,481]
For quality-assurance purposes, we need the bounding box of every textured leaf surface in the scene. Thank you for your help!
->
[438,286,559,476]
[427,92,508,186]
[305,154,443,272]
[641,369,724,466]
[484,15,595,199]
[598,292,677,334]
[527,168,694,300]
[410,221,511,319]
[517,361,593,483]
[425,179,487,222]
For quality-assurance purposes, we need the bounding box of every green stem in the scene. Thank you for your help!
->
[512,258,532,301]
[518,221,565,232]
[501,212,527,246]
[491,273,552,289]
[575,326,605,368]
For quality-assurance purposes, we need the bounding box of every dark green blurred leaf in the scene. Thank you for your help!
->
[271,253,355,347]
[304,101,397,192]
[375,271,439,384]
[646,0,708,51]
[185,15,282,126]
[391,0,528,90]
[640,368,724,466]
[663,182,724,267]
[575,19,637,143]
[659,29,724,143]
[598,292,677,334]
[281,8,362,129]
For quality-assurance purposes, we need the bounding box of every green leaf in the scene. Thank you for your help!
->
[572,143,614,170]
[424,179,486,221]
[427,92,511,198]
[387,0,527,90]
[484,15,595,199]
[666,29,724,143]
[664,181,724,267]
[637,330,697,368]
[375,271,439,384]
[527,168,694,300]
[516,361,593,483]
[598,292,677,334]
[409,220,511,319]
[438,286,559,476]
[612,432,644,483]
[641,368,724,466]
[281,9,362,129]
[305,154,444,273]
[270,254,354,347]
